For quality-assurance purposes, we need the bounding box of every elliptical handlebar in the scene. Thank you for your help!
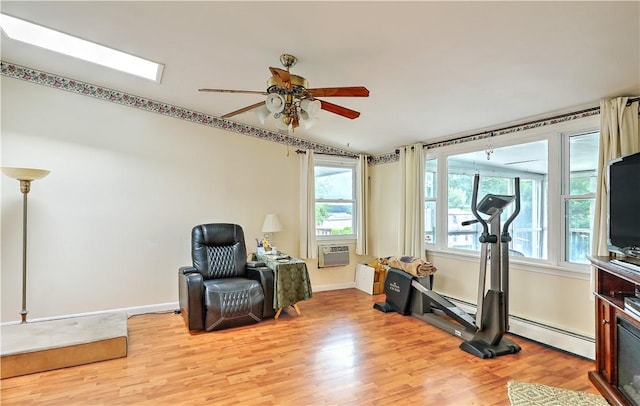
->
[502,177,521,235]
[470,174,489,236]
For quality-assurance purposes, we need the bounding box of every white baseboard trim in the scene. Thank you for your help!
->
[0,302,179,327]
[312,282,356,292]
[449,298,595,360]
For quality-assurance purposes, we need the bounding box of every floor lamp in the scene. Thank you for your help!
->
[1,167,50,323]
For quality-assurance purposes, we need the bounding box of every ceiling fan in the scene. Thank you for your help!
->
[199,54,369,132]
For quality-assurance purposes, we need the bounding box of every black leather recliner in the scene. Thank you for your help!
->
[178,223,274,331]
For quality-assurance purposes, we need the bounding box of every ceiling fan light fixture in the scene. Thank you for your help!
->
[254,104,270,124]
[275,116,290,131]
[303,116,317,129]
[300,99,321,118]
[265,93,285,113]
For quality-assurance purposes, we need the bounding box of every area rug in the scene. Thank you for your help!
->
[507,380,608,406]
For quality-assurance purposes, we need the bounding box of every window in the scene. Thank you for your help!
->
[314,158,357,239]
[446,140,549,259]
[423,114,600,272]
[424,158,437,244]
[563,132,599,264]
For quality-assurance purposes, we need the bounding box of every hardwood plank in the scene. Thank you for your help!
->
[0,289,597,405]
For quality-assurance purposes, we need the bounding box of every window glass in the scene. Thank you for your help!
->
[315,166,353,199]
[315,163,356,237]
[425,159,437,198]
[564,132,599,264]
[425,158,437,244]
[565,198,596,263]
[569,134,599,195]
[446,140,548,258]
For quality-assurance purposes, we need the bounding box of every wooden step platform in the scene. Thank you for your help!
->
[1,313,128,379]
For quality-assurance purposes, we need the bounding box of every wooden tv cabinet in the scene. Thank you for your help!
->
[588,256,640,406]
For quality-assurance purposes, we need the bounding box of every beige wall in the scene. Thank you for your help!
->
[303,244,368,291]
[0,78,356,322]
[368,161,402,256]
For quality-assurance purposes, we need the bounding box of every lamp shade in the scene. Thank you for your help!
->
[300,99,321,118]
[1,167,50,181]
[262,214,282,233]
[265,93,285,113]
[275,117,291,131]
[254,104,271,124]
[303,116,317,129]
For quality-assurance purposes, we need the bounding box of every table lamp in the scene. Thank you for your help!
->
[262,213,282,251]
[1,167,50,323]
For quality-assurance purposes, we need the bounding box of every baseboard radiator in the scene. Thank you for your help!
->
[318,244,350,268]
[448,296,595,360]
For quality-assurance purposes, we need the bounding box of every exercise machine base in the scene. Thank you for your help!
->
[460,336,521,359]
[374,268,521,359]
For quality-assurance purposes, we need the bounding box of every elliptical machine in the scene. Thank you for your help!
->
[375,174,522,359]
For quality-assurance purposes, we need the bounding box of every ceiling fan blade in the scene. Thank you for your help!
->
[221,101,266,118]
[199,88,268,95]
[308,87,369,97]
[319,100,361,119]
[269,67,291,87]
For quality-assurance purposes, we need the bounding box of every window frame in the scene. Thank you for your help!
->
[314,156,358,242]
[424,156,438,246]
[560,130,600,267]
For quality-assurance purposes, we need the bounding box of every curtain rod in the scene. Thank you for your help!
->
[295,149,359,159]
[422,96,640,150]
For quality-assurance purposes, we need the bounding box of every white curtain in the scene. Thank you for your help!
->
[592,97,640,256]
[299,150,317,258]
[355,154,369,255]
[399,144,425,258]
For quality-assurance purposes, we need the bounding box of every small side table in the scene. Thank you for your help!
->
[257,253,313,318]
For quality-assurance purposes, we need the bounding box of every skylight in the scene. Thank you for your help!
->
[0,13,164,83]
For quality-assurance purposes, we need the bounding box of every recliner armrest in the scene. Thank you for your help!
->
[178,266,205,331]
[247,261,266,269]
[180,266,199,274]
[247,266,275,319]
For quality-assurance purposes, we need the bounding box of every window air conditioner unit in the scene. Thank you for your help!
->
[318,244,350,268]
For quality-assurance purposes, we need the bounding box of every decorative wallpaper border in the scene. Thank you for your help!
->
[425,106,602,150]
[368,97,640,166]
[368,108,602,165]
[3,61,637,167]
[0,61,359,159]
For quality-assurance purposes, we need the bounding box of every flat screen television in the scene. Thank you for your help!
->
[608,151,640,261]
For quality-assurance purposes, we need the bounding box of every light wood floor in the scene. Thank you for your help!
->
[1,289,598,405]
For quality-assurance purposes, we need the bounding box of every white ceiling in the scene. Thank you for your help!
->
[1,1,639,156]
